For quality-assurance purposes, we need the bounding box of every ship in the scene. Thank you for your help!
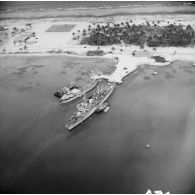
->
[54,80,97,104]
[65,82,116,130]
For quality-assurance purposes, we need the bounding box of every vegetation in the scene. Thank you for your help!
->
[81,31,120,45]
[80,21,195,47]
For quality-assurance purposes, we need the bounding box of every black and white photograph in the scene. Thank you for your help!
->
[0,0,195,194]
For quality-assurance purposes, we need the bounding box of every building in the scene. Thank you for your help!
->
[132,50,150,57]
[0,26,8,32]
[25,23,32,30]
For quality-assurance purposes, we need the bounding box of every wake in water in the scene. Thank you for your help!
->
[6,101,59,139]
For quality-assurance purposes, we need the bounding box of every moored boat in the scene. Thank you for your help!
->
[65,82,116,130]
[54,80,97,104]
[104,106,110,112]
[96,102,109,112]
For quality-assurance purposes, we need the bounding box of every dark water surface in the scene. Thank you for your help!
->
[0,1,194,19]
[0,1,189,12]
[1,58,195,193]
[151,56,168,63]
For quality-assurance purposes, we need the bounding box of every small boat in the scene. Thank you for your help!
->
[153,71,158,75]
[104,106,110,112]
[96,102,109,112]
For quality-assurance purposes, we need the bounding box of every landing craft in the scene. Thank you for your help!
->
[54,80,97,104]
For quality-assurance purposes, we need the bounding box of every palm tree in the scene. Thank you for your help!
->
[82,29,86,36]
[96,24,100,31]
[101,25,105,33]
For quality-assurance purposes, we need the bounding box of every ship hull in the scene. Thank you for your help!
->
[65,83,116,130]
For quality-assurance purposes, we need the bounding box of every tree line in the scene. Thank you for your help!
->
[80,21,195,47]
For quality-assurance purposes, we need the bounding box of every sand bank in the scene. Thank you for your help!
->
[90,47,195,83]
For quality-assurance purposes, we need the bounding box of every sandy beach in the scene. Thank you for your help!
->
[1,14,195,83]
[0,1,195,193]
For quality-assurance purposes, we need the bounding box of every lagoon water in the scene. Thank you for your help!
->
[0,1,189,11]
[0,1,194,19]
[0,58,195,193]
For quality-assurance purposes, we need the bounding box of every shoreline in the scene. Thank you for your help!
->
[0,13,195,84]
[89,46,195,83]
[0,45,195,84]
[1,12,195,20]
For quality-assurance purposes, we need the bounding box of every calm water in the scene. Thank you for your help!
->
[1,59,195,193]
[0,1,189,11]
[0,1,194,19]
